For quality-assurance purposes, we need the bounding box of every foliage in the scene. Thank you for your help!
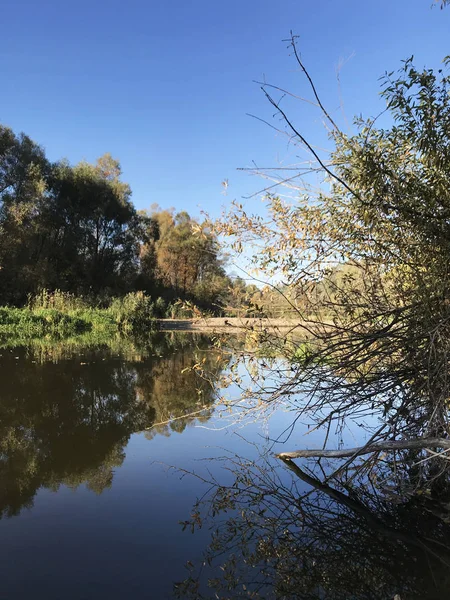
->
[29,288,89,312]
[0,290,163,339]
[0,306,92,336]
[0,133,143,303]
[139,207,232,311]
[214,37,450,485]
[108,291,158,331]
[0,128,240,313]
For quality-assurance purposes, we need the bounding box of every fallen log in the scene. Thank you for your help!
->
[276,437,450,460]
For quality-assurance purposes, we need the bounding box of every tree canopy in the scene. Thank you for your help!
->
[0,126,236,312]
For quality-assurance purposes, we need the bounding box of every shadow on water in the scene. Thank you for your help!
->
[175,450,450,600]
[0,332,225,519]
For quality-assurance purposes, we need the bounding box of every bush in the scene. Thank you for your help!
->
[154,296,167,318]
[0,306,88,336]
[0,290,158,340]
[108,292,157,332]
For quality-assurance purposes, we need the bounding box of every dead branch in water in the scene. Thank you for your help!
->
[277,437,450,460]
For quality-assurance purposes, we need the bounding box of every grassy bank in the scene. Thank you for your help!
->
[0,291,160,339]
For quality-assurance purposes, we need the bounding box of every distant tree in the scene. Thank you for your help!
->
[0,124,231,309]
[47,154,142,294]
[140,208,230,310]
[0,127,147,302]
[138,210,160,288]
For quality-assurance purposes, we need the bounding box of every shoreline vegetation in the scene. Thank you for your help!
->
[0,124,263,317]
[0,290,321,344]
[0,290,160,341]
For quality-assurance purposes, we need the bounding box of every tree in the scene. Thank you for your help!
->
[0,125,237,310]
[0,126,49,303]
[47,154,142,294]
[140,207,231,310]
[0,127,148,302]
[216,37,450,483]
[137,210,161,289]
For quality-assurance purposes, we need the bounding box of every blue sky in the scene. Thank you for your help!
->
[1,0,449,220]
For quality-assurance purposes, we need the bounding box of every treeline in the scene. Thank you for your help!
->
[245,265,365,320]
[0,124,246,313]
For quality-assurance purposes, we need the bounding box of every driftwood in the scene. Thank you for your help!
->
[276,437,450,460]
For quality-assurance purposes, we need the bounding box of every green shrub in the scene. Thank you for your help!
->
[0,306,88,336]
[108,292,157,332]
[0,290,158,340]
[154,296,167,318]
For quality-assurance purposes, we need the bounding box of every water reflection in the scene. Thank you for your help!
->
[1,331,448,598]
[176,454,450,600]
[0,334,224,519]
[137,346,216,439]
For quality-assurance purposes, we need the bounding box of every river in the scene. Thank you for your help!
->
[0,333,447,599]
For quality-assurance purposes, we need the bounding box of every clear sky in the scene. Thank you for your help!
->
[1,0,449,220]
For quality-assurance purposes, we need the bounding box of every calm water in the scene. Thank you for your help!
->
[0,334,290,599]
[0,334,448,600]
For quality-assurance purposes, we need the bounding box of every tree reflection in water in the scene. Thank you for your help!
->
[0,333,225,519]
[175,451,450,600]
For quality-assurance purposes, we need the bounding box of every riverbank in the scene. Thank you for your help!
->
[0,292,159,339]
[0,300,316,341]
[157,317,315,332]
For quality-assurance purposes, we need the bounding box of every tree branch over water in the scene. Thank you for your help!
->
[214,30,450,487]
[277,437,450,460]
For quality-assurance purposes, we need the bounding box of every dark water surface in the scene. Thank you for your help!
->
[0,334,249,599]
[1,334,449,600]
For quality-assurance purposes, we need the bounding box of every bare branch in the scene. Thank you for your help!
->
[277,437,450,460]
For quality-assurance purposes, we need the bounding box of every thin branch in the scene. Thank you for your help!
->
[286,31,339,132]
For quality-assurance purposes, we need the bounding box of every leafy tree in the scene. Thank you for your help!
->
[0,124,239,313]
[0,127,155,302]
[47,154,142,294]
[0,126,50,303]
[222,277,261,316]
[140,207,231,310]
[217,38,450,480]
[137,210,161,288]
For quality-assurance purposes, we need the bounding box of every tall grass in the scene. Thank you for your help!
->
[108,291,157,331]
[0,290,162,339]
[0,290,213,346]
[0,306,90,336]
[28,289,88,312]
